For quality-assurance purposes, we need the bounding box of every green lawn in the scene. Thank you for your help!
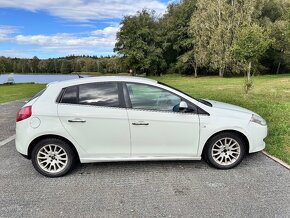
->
[151,74,290,165]
[0,74,289,164]
[0,83,46,103]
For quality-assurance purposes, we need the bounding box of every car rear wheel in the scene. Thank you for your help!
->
[204,132,245,169]
[31,138,75,177]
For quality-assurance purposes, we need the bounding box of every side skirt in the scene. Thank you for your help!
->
[80,156,201,163]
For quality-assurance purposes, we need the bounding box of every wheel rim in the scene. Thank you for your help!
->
[211,137,241,166]
[37,144,68,173]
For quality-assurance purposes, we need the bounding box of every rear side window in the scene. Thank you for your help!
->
[79,82,119,107]
[61,86,78,104]
[59,82,120,107]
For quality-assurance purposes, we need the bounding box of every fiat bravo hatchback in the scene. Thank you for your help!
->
[16,76,267,177]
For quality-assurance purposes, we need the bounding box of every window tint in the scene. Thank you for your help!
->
[126,83,181,112]
[79,82,119,107]
[61,86,78,104]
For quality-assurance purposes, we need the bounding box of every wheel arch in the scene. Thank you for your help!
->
[27,134,80,162]
[201,130,249,157]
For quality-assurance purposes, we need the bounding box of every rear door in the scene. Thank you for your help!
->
[57,82,130,158]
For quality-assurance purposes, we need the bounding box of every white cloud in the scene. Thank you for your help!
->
[15,33,115,48]
[91,26,119,36]
[0,0,169,57]
[0,25,18,41]
[13,24,120,50]
[0,26,119,58]
[0,49,33,58]
[0,0,167,22]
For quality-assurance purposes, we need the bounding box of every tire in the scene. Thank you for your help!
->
[31,138,75,177]
[204,132,245,169]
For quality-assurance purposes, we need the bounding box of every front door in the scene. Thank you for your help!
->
[125,83,200,157]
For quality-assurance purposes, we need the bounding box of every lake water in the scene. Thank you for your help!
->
[0,74,88,84]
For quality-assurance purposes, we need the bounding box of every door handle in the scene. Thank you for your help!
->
[68,118,86,123]
[132,122,149,126]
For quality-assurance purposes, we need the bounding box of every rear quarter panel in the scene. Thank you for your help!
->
[16,84,86,157]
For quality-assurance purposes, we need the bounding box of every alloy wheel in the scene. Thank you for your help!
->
[36,144,68,173]
[211,137,241,166]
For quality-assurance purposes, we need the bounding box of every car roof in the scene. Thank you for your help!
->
[48,76,158,88]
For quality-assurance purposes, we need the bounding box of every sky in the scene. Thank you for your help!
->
[0,0,173,59]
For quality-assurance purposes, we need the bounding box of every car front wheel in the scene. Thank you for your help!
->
[205,132,245,169]
[31,138,75,177]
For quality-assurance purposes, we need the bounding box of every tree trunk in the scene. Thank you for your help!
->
[247,61,251,82]
[218,0,221,21]
[245,61,252,94]
[194,63,198,78]
[97,61,100,73]
[219,68,224,77]
[276,62,281,74]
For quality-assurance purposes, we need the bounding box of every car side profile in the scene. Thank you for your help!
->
[16,76,267,177]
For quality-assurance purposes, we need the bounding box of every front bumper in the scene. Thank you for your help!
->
[247,122,268,153]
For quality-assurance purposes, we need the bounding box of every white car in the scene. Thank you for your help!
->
[16,76,267,177]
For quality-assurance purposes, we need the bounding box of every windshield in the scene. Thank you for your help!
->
[158,82,196,100]
[158,81,212,107]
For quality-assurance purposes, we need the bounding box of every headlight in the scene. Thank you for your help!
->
[250,114,266,126]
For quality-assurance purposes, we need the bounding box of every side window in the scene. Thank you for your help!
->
[126,83,181,112]
[79,82,119,107]
[61,86,78,104]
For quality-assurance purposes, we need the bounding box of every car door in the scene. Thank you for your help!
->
[57,82,130,158]
[125,82,200,157]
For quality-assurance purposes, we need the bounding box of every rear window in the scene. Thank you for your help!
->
[59,82,120,107]
[61,86,78,104]
[79,82,119,107]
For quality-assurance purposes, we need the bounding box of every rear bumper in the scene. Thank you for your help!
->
[15,119,30,156]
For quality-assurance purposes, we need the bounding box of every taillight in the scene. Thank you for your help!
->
[16,106,32,122]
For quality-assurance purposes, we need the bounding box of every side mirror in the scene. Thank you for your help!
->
[179,101,188,112]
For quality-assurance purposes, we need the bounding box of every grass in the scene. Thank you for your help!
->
[151,74,290,165]
[0,74,289,164]
[0,83,46,103]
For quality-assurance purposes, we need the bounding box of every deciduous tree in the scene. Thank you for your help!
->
[114,9,165,76]
[232,24,271,93]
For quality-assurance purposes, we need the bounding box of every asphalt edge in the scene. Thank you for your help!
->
[262,151,290,170]
[0,99,26,106]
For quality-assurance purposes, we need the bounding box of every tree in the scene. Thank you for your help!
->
[159,0,197,74]
[114,9,165,76]
[270,20,290,74]
[29,56,40,73]
[0,59,6,75]
[38,60,49,74]
[232,24,271,93]
[60,60,72,74]
[190,0,267,77]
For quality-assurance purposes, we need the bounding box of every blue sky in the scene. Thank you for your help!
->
[0,0,173,59]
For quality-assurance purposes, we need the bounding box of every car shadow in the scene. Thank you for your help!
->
[70,152,264,177]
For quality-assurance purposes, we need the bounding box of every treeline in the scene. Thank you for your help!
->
[0,0,289,77]
[115,0,290,77]
[0,55,125,74]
